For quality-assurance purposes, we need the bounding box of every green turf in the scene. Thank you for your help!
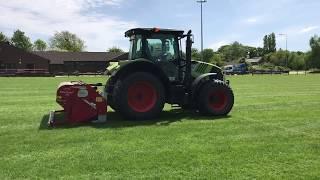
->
[0,75,319,179]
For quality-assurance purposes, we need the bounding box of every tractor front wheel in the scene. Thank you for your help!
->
[113,72,165,120]
[198,80,234,116]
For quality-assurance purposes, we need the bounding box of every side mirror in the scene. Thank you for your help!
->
[186,30,194,43]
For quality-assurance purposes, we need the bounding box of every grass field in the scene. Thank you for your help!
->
[0,75,319,179]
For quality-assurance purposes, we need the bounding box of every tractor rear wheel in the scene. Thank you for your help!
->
[197,80,234,116]
[113,72,165,120]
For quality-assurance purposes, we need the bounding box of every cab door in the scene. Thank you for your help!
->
[145,34,180,82]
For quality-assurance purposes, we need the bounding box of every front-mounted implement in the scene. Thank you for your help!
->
[48,81,107,127]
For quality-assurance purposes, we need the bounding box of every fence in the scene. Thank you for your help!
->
[251,70,290,75]
[0,69,50,76]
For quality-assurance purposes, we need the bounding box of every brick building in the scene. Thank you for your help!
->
[0,42,50,75]
[0,42,128,76]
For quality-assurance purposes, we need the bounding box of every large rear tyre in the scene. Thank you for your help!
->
[113,72,165,120]
[198,80,234,116]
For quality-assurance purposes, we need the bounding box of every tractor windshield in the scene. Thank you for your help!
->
[129,34,179,61]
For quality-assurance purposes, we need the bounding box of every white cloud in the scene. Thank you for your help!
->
[246,17,258,23]
[175,13,192,18]
[277,25,319,37]
[85,0,124,7]
[300,26,319,33]
[0,0,137,51]
[209,40,229,50]
[243,16,264,24]
[246,40,263,48]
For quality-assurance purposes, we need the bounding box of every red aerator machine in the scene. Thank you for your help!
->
[48,81,107,127]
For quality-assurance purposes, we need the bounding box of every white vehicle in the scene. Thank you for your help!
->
[224,65,234,74]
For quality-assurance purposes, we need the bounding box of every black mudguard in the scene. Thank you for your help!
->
[191,73,220,101]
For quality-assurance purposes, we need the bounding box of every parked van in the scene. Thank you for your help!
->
[224,63,248,75]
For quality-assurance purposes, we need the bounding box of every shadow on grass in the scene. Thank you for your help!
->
[39,108,231,130]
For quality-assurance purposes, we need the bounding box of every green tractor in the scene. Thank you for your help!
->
[105,28,234,120]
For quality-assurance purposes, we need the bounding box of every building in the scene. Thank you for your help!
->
[0,42,50,75]
[245,57,262,65]
[34,51,127,75]
[0,42,128,76]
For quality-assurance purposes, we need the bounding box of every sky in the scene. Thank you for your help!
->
[0,0,319,52]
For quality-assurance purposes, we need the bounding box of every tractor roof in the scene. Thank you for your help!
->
[125,28,184,37]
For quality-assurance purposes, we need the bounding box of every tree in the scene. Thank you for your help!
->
[11,30,33,51]
[202,48,215,62]
[0,32,9,43]
[50,31,85,52]
[107,46,124,53]
[191,48,201,60]
[309,35,320,49]
[270,33,276,52]
[256,47,265,57]
[247,47,264,58]
[263,50,287,67]
[218,45,232,61]
[218,42,247,61]
[33,39,47,51]
[288,52,305,70]
[263,33,276,54]
[262,50,307,70]
[210,53,223,66]
[231,41,247,59]
[263,35,269,54]
[307,35,320,69]
[189,47,225,65]
[267,35,272,52]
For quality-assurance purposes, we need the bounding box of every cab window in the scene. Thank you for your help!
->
[129,34,179,61]
[146,34,179,61]
[129,35,143,60]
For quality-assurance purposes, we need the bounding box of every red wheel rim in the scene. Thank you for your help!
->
[127,81,157,112]
[208,90,228,111]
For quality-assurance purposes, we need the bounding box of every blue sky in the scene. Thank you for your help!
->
[0,0,319,51]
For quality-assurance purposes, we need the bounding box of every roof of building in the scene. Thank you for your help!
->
[245,57,262,63]
[1,42,128,64]
[125,28,184,37]
[0,42,50,63]
[223,62,238,66]
[32,51,127,64]
[111,52,129,61]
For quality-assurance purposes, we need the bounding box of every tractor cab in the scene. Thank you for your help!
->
[126,28,183,62]
[125,28,186,82]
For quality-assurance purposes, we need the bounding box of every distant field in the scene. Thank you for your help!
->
[0,75,319,179]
